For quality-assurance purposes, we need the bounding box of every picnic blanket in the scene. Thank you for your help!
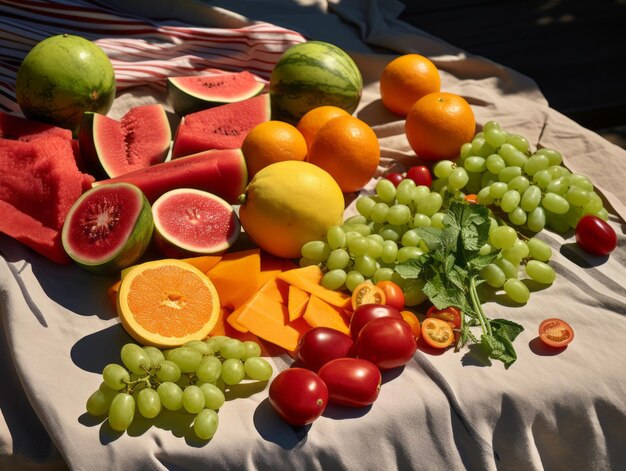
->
[1,1,625,470]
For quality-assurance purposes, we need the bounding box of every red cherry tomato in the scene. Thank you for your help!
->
[406,165,432,187]
[349,303,402,340]
[385,172,405,187]
[464,193,478,204]
[375,280,405,311]
[356,317,417,370]
[575,215,617,256]
[318,358,382,407]
[296,327,356,372]
[538,318,574,348]
[351,281,386,310]
[269,368,328,426]
[420,317,454,349]
[426,305,462,330]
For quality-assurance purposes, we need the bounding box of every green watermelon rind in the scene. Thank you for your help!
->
[61,183,154,274]
[152,188,241,258]
[167,71,265,116]
[269,41,363,124]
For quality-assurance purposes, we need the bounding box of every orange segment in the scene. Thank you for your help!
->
[117,259,221,348]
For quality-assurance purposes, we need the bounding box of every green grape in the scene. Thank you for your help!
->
[326,225,347,249]
[205,336,230,352]
[137,388,162,419]
[484,127,507,148]
[503,278,530,304]
[583,192,604,213]
[431,178,448,193]
[507,133,530,154]
[241,341,262,360]
[345,230,365,244]
[86,382,118,416]
[372,267,394,283]
[396,179,416,205]
[472,137,497,158]
[525,260,556,284]
[366,233,384,244]
[168,347,203,373]
[378,224,403,242]
[182,385,205,414]
[535,148,562,166]
[301,240,331,262]
[495,257,519,279]
[356,196,377,218]
[326,249,350,270]
[527,206,546,232]
[376,178,397,203]
[564,206,583,229]
[397,246,424,263]
[412,185,431,206]
[220,338,246,360]
[542,193,570,215]
[196,356,222,383]
[370,202,390,223]
[498,166,522,183]
[221,358,245,385]
[401,229,421,247]
[483,120,501,132]
[156,360,181,383]
[547,165,570,179]
[520,185,541,212]
[532,169,553,189]
[417,192,443,216]
[321,269,347,290]
[345,270,365,292]
[102,363,130,391]
[481,263,506,288]
[244,357,273,381]
[590,207,609,221]
[403,279,428,306]
[489,181,508,199]
[569,174,594,191]
[566,186,591,207]
[365,239,383,259]
[433,160,456,179]
[194,409,219,440]
[199,383,225,410]
[158,382,184,411]
[481,170,499,188]
[183,340,212,357]
[345,214,368,225]
[430,212,446,229]
[142,346,165,367]
[486,154,506,175]
[507,175,530,193]
[508,207,527,226]
[460,142,473,159]
[347,235,369,256]
[526,237,552,262]
[499,144,527,167]
[108,393,135,432]
[479,243,493,256]
[502,239,529,266]
[546,212,570,234]
[341,223,371,236]
[381,240,398,264]
[545,177,569,195]
[465,170,484,194]
[387,204,412,225]
[411,213,431,228]
[120,343,151,375]
[448,167,469,190]
[354,255,377,277]
[477,186,495,205]
[523,154,549,176]
[500,190,521,213]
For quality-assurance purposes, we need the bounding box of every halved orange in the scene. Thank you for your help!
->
[117,259,221,347]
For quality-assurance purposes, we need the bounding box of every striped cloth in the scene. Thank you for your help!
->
[0,0,306,114]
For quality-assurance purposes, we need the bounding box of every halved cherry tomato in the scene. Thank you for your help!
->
[375,280,405,311]
[538,318,574,348]
[421,317,454,349]
[464,193,478,204]
[426,305,462,330]
[351,281,386,310]
[400,310,421,340]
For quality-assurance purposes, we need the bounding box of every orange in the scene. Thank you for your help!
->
[296,105,350,149]
[405,92,475,161]
[241,120,308,179]
[117,259,221,347]
[307,115,380,193]
[380,54,440,117]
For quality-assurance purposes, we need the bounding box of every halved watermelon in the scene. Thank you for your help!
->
[79,104,172,178]
[167,71,265,116]
[93,148,247,204]
[171,94,271,158]
[0,111,72,142]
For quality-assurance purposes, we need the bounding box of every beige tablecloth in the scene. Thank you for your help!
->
[1,1,625,470]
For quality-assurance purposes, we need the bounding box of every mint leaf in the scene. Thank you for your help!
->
[394,258,423,279]
[413,227,443,251]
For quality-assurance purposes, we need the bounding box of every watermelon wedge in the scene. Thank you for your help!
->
[171,94,271,158]
[93,148,248,204]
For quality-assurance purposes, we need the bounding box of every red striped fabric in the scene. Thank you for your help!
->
[0,0,306,113]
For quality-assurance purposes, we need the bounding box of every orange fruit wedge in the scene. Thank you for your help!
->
[117,259,221,348]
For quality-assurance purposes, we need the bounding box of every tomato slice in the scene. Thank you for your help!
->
[421,317,454,349]
[464,193,478,204]
[538,318,574,348]
[400,310,421,340]
[376,280,405,311]
[426,305,462,330]
[351,282,386,310]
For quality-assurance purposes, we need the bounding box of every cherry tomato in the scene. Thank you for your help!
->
[385,172,405,187]
[375,280,405,311]
[349,303,402,340]
[575,215,617,256]
[420,317,454,349]
[464,193,478,204]
[538,318,574,348]
[351,281,386,311]
[399,310,421,340]
[406,165,432,187]
[296,327,355,372]
[356,317,417,370]
[269,368,328,426]
[426,305,462,330]
[318,358,381,407]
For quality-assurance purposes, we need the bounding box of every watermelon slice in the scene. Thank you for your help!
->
[0,136,95,263]
[171,94,271,158]
[0,111,72,142]
[167,71,265,116]
[93,148,248,204]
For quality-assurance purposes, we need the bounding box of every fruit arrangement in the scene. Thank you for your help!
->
[0,34,620,439]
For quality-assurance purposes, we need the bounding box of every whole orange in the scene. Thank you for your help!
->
[296,105,350,149]
[405,92,475,161]
[307,115,380,193]
[380,54,440,117]
[241,120,308,179]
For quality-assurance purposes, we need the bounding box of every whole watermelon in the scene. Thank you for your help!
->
[269,41,363,124]
[16,34,116,134]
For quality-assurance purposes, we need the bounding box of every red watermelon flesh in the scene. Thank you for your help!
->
[171,94,271,158]
[0,136,95,263]
[93,148,247,204]
[0,111,72,142]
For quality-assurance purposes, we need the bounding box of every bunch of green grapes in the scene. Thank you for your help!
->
[85,336,272,440]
